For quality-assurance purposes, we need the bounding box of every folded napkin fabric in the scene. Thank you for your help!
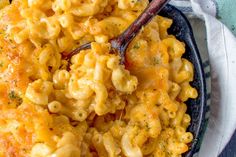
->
[170,0,236,157]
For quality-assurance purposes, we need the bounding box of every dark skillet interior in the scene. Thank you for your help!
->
[158,4,207,157]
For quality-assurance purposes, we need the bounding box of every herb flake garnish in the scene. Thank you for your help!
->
[152,57,160,65]
[8,91,23,106]
[133,43,140,49]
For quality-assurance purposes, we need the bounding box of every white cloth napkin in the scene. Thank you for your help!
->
[170,0,236,157]
[191,1,236,156]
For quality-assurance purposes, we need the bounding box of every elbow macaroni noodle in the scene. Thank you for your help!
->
[0,0,198,156]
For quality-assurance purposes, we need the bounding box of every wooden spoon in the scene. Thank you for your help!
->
[62,0,170,65]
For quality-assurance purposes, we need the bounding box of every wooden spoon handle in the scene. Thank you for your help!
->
[111,0,170,63]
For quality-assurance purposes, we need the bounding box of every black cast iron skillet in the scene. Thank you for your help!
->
[64,3,208,156]
[63,3,208,156]
[159,4,208,157]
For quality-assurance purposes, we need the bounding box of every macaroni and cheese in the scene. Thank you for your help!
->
[0,0,198,157]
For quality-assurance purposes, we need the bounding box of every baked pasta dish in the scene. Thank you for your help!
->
[0,0,198,156]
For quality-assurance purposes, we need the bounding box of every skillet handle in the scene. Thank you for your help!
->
[111,0,170,64]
